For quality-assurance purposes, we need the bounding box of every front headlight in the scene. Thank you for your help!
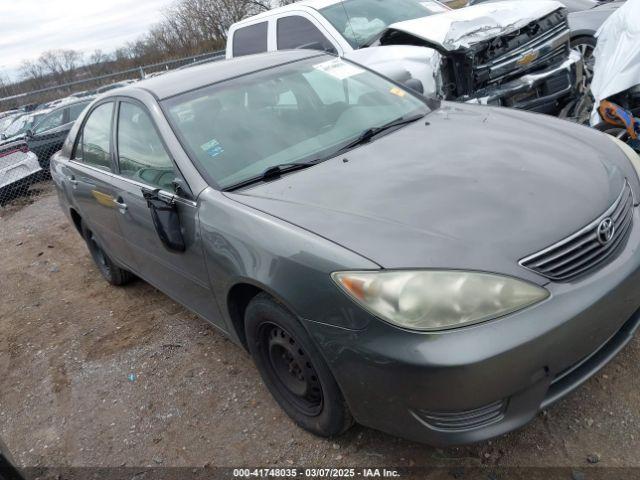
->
[332,270,549,331]
[608,135,640,180]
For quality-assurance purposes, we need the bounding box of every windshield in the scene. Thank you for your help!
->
[0,115,17,133]
[3,112,44,137]
[3,114,29,137]
[164,56,428,190]
[320,0,449,48]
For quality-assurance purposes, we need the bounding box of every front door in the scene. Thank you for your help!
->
[111,100,218,322]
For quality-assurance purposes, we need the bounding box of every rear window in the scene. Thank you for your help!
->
[233,22,269,57]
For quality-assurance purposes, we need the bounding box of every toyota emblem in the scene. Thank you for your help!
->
[597,218,615,246]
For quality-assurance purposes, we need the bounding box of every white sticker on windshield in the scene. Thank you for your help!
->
[313,59,365,80]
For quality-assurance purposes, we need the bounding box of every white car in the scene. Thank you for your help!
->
[0,143,41,201]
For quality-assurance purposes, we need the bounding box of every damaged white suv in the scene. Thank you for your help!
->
[227,0,582,114]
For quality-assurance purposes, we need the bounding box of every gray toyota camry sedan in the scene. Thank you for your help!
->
[51,50,640,446]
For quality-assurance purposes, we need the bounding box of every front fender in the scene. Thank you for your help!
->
[197,189,380,336]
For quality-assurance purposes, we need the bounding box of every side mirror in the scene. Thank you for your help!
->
[0,133,6,140]
[142,188,186,252]
[404,78,424,94]
[25,129,34,138]
[172,177,193,200]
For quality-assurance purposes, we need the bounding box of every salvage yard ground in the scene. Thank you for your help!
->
[1,189,640,469]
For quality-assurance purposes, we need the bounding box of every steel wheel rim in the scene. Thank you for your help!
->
[574,43,595,90]
[262,323,323,416]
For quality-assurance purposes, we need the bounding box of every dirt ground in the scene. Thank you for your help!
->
[1,188,640,470]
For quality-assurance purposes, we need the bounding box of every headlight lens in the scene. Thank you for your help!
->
[608,135,640,180]
[332,270,549,331]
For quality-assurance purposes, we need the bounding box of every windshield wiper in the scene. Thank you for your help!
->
[332,113,426,157]
[223,113,425,192]
[223,160,323,192]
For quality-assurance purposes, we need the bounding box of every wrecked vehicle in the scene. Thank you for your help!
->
[471,0,624,91]
[589,0,640,150]
[226,0,582,114]
[0,140,41,204]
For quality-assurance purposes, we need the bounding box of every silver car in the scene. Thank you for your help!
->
[52,50,640,446]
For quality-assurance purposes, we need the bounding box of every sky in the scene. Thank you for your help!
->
[0,0,176,82]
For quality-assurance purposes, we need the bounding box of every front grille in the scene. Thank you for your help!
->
[413,400,507,432]
[520,182,634,281]
[472,10,570,90]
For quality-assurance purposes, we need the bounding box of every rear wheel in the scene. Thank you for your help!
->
[245,293,354,437]
[81,222,133,286]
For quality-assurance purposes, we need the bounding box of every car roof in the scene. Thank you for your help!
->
[117,50,327,101]
[234,0,342,24]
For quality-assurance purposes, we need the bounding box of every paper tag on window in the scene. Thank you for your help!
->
[313,59,365,80]
[390,87,407,98]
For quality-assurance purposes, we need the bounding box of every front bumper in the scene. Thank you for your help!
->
[463,50,583,114]
[303,205,640,446]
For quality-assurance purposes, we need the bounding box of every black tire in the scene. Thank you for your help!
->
[245,293,354,437]
[81,222,134,286]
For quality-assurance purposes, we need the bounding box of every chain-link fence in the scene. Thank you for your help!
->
[0,51,224,209]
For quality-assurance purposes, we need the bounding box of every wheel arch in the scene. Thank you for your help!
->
[225,280,300,351]
[69,207,83,235]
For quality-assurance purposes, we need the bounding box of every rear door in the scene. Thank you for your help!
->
[110,99,217,319]
[64,100,133,268]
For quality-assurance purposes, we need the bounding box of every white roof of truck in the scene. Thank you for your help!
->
[232,0,342,24]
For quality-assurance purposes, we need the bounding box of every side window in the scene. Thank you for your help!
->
[117,102,176,190]
[277,16,337,54]
[34,109,64,134]
[232,22,268,57]
[69,102,89,122]
[78,102,114,170]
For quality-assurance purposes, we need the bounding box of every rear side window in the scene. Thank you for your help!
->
[277,16,337,54]
[77,102,113,170]
[69,102,89,122]
[232,22,268,57]
[116,102,176,190]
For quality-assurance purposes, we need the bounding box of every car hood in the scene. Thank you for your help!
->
[386,0,565,51]
[226,103,628,283]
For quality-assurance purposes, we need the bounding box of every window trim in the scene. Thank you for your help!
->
[114,97,193,197]
[71,99,117,172]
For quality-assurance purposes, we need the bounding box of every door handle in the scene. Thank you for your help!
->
[114,196,128,213]
[67,175,78,187]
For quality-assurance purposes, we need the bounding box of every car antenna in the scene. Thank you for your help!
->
[340,0,363,48]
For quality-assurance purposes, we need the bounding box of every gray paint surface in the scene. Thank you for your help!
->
[51,51,640,445]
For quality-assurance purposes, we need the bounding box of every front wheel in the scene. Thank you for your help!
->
[245,293,354,437]
[571,36,596,91]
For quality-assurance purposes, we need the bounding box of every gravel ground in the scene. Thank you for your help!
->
[1,189,640,471]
